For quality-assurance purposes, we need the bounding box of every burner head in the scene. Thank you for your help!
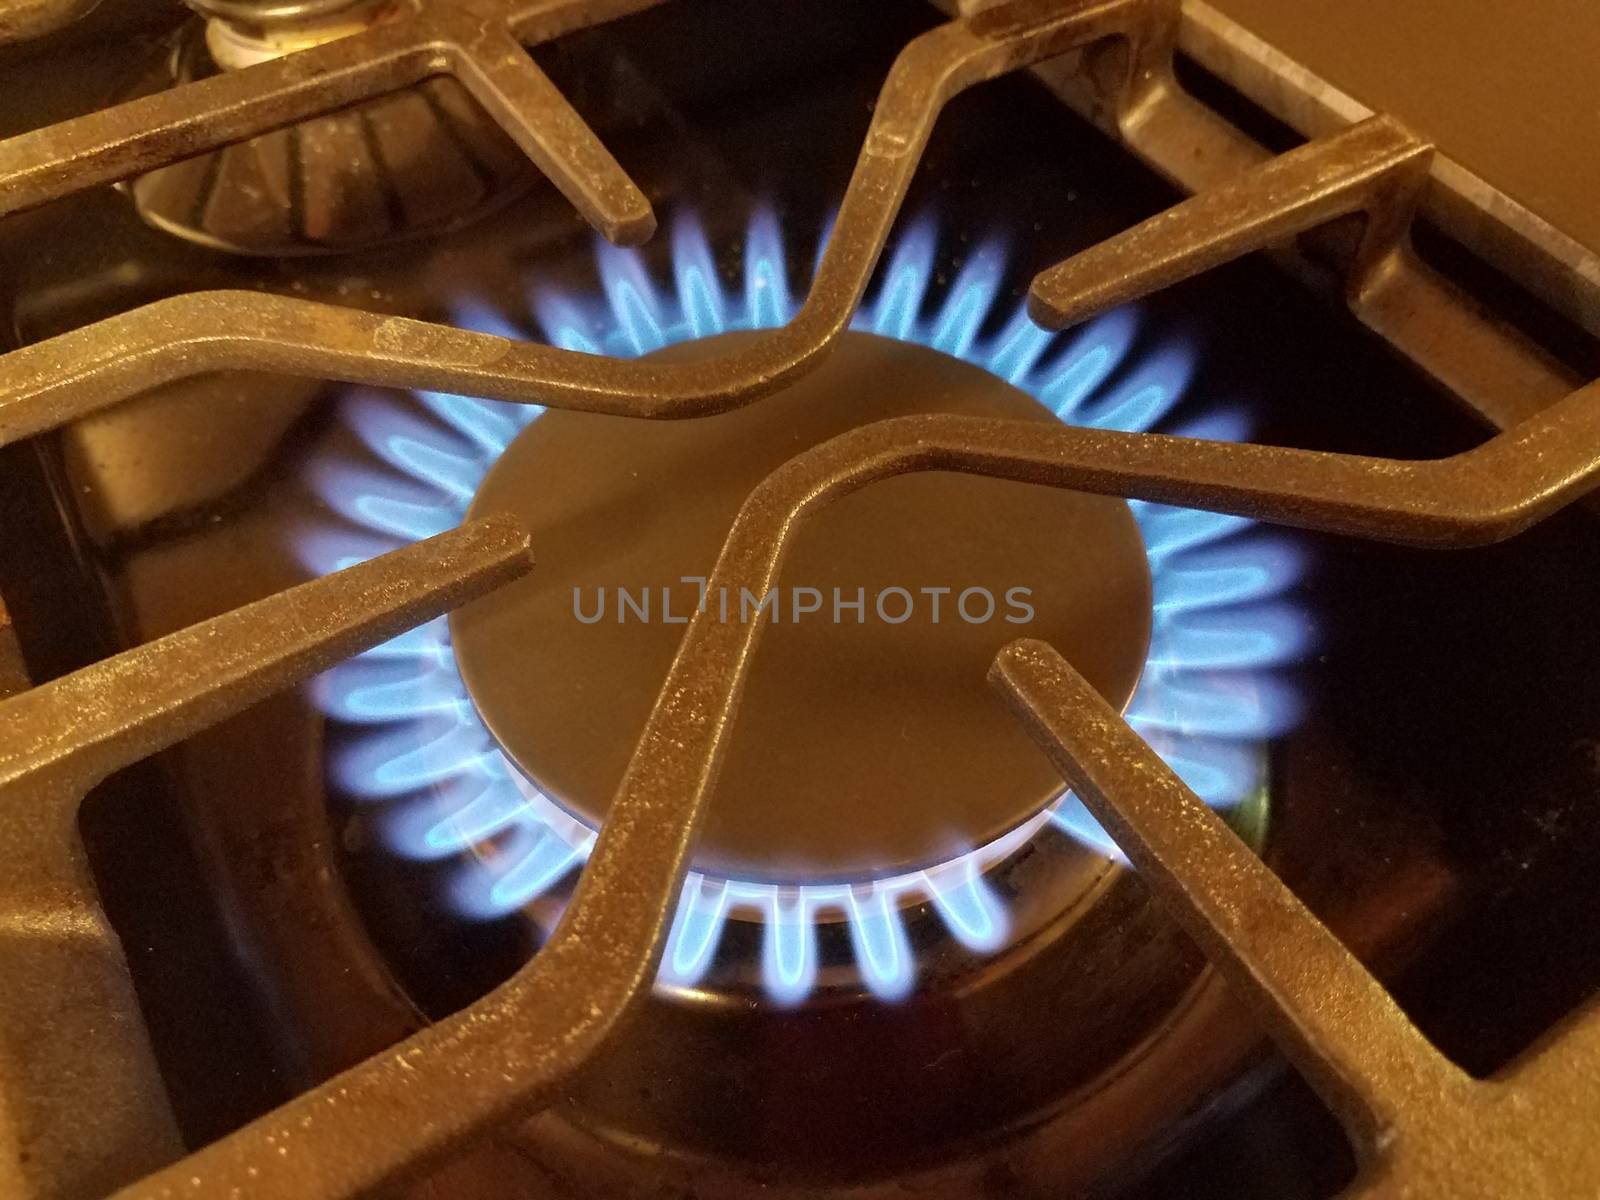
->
[185,0,393,68]
[453,330,1152,883]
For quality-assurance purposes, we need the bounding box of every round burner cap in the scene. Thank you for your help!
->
[453,331,1151,882]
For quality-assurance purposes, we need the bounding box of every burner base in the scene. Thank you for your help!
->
[514,861,1271,1196]
[123,21,535,256]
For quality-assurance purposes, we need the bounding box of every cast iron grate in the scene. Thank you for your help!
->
[0,1,1597,1197]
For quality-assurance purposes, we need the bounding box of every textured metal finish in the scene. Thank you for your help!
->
[1029,115,1430,328]
[115,391,1600,1197]
[624,395,1600,555]
[0,0,1598,1196]
[990,639,1600,1199]
[1025,114,1582,436]
[0,0,1578,442]
[0,0,1156,435]
[130,7,541,255]
[1184,0,1600,334]
[957,0,1588,435]
[7,238,1600,1197]
[24,371,1578,1198]
[0,516,532,1200]
[0,0,654,243]
[0,0,98,43]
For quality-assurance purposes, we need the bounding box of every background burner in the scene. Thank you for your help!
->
[122,1,537,255]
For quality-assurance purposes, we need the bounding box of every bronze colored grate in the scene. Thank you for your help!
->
[0,1,1597,1197]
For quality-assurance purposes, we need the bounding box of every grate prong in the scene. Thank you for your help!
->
[0,0,1155,437]
[0,0,655,242]
[70,370,1600,1198]
[988,638,1464,1150]
[0,1,1597,1195]
[1024,106,1582,434]
[432,15,655,244]
[1027,115,1432,329]
[990,638,1600,1198]
[0,516,532,1200]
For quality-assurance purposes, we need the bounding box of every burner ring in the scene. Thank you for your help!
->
[299,206,1309,1005]
[282,206,1316,1186]
[452,330,1152,884]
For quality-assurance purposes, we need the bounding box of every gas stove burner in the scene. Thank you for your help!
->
[186,0,396,69]
[123,3,534,255]
[455,327,1157,994]
[298,207,1310,1004]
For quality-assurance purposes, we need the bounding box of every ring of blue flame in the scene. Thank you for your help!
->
[298,208,1309,1005]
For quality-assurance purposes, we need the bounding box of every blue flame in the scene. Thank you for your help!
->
[297,207,1310,1004]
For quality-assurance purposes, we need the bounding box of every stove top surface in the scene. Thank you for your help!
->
[1,2,1599,1199]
